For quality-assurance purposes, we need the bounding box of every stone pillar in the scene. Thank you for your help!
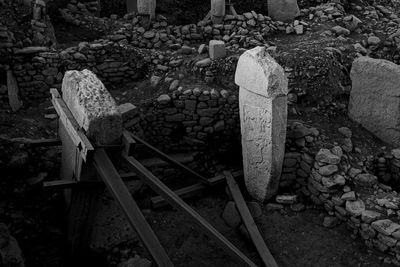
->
[267,0,300,23]
[62,69,122,146]
[349,57,400,146]
[235,46,288,202]
[33,0,46,20]
[137,0,156,20]
[211,0,225,24]
[126,0,137,13]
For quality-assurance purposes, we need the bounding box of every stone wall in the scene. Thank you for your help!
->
[6,40,145,103]
[122,86,241,154]
[59,9,308,49]
[281,121,400,265]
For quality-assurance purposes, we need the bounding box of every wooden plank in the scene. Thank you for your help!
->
[94,149,173,267]
[151,170,243,209]
[44,180,78,189]
[129,133,211,186]
[43,180,104,189]
[0,136,61,147]
[224,171,279,267]
[50,88,94,161]
[124,155,257,267]
[122,130,136,156]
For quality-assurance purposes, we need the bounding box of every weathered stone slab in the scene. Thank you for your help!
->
[6,70,23,112]
[349,57,400,146]
[235,46,288,202]
[268,0,300,23]
[62,69,122,145]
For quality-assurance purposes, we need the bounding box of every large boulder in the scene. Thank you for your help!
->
[268,0,300,23]
[349,57,400,146]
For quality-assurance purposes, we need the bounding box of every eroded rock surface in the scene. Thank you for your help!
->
[62,69,122,145]
[349,57,400,146]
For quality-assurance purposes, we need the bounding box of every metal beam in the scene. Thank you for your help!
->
[93,149,174,267]
[123,155,257,267]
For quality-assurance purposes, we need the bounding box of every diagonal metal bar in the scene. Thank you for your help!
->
[123,155,257,267]
[93,149,174,267]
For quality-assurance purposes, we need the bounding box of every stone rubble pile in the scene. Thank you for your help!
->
[59,9,309,50]
[66,0,100,15]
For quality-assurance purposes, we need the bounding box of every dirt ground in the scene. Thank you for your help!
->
[145,193,393,267]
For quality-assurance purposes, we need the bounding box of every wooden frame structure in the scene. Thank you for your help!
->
[46,88,270,266]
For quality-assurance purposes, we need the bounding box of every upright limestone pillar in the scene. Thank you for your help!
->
[235,46,288,202]
[137,0,156,20]
[60,69,122,261]
[211,0,225,24]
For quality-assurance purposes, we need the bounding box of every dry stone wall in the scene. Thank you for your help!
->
[4,40,145,104]
[121,87,240,153]
[281,121,400,265]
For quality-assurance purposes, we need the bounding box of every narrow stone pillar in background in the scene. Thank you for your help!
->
[7,70,23,112]
[126,0,138,13]
[137,0,156,20]
[267,0,300,23]
[235,46,288,202]
[211,0,225,24]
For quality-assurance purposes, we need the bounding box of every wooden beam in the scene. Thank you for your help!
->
[224,171,279,267]
[123,155,257,267]
[50,88,94,161]
[0,136,61,147]
[151,170,243,209]
[129,133,211,186]
[94,149,173,267]
[122,130,136,156]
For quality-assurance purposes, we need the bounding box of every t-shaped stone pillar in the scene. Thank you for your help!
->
[235,46,288,202]
[62,69,122,146]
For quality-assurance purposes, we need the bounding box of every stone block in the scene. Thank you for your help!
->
[349,57,400,146]
[118,103,137,121]
[61,69,122,145]
[209,40,226,60]
[235,46,288,202]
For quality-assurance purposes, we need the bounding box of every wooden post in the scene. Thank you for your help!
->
[54,69,122,261]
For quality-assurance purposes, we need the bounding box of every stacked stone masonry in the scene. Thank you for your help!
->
[5,40,145,104]
[282,121,400,264]
[120,87,240,153]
